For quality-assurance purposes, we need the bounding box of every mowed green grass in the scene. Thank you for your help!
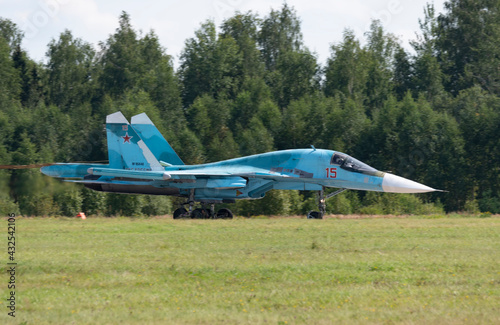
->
[2,216,500,324]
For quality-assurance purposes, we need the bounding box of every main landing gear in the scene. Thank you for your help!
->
[307,187,348,219]
[173,206,234,219]
[173,190,233,220]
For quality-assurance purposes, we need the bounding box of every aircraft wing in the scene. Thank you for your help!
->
[85,166,298,191]
[88,167,294,181]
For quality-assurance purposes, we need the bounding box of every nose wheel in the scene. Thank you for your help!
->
[307,211,323,219]
[307,187,348,219]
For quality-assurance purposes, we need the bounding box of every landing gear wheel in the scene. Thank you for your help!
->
[173,208,188,219]
[192,208,209,219]
[307,211,323,219]
[216,208,233,219]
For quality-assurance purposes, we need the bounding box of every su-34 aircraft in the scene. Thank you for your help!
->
[40,112,443,219]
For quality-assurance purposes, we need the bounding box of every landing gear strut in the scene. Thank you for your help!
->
[307,187,348,219]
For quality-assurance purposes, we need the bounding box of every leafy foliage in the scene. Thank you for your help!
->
[0,1,498,216]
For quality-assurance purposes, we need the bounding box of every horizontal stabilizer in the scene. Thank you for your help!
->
[41,163,108,178]
[88,167,177,181]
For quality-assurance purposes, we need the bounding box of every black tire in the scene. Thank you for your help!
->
[307,211,323,219]
[216,208,233,219]
[173,208,188,219]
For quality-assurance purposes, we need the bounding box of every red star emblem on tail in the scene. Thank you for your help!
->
[122,132,133,143]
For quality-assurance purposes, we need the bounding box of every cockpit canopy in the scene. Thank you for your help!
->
[330,152,379,176]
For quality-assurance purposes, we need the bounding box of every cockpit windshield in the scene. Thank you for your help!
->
[330,153,379,175]
[330,152,347,166]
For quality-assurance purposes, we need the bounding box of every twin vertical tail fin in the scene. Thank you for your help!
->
[131,113,184,166]
[106,112,164,171]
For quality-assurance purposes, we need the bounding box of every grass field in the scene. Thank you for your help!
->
[1,216,499,324]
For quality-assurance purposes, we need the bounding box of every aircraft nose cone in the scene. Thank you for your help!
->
[382,173,437,193]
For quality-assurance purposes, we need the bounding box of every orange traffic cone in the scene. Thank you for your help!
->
[76,212,86,220]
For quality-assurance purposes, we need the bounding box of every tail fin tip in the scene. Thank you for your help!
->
[130,113,185,166]
[131,113,154,125]
[107,111,129,124]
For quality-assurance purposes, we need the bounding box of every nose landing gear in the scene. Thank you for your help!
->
[307,187,348,219]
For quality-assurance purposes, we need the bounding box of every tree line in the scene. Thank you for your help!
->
[0,0,498,217]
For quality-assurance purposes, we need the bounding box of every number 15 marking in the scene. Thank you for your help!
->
[326,167,337,178]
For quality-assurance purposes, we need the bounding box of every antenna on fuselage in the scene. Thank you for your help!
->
[310,145,316,151]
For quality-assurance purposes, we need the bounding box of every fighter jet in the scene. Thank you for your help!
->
[40,112,442,219]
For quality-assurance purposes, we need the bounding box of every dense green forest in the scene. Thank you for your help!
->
[0,0,498,217]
